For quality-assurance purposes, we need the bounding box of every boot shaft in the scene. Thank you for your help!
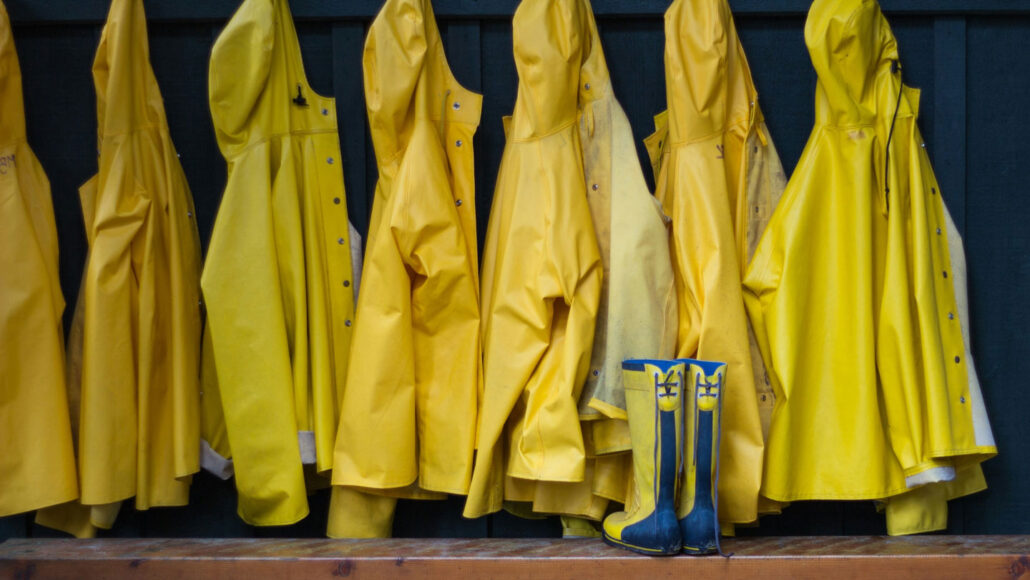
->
[602,359,684,555]
[677,358,726,554]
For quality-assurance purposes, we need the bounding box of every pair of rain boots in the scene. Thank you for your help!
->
[601,358,725,556]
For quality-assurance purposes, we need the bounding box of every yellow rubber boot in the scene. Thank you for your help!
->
[601,360,683,555]
[677,358,726,555]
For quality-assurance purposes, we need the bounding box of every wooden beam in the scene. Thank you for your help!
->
[1,536,1028,579]
[7,0,1030,24]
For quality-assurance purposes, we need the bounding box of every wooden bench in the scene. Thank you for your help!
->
[2,535,1028,579]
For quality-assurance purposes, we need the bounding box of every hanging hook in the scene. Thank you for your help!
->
[292,84,308,107]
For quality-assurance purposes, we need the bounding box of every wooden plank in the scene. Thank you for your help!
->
[933,17,967,236]
[8,0,1030,24]
[1,536,1027,579]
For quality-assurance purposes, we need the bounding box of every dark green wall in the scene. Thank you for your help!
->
[2,0,1028,538]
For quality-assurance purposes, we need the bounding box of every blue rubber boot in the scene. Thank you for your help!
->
[601,359,684,556]
[677,358,726,555]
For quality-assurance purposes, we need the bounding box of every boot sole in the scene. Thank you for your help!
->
[602,532,680,556]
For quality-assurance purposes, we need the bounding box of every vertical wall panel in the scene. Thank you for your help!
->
[933,17,967,235]
[149,24,226,252]
[17,24,99,330]
[736,17,814,175]
[332,22,370,237]
[598,17,666,189]
[961,15,1030,535]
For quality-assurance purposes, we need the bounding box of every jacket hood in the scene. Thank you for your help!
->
[509,0,608,141]
[806,0,900,126]
[0,2,25,145]
[664,0,756,143]
[93,0,168,139]
[364,0,481,165]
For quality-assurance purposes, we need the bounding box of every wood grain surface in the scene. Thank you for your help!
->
[2,536,1028,579]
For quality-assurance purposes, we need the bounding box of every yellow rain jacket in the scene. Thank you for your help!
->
[0,0,79,518]
[203,0,361,526]
[644,0,786,528]
[36,0,203,537]
[331,0,481,500]
[743,0,996,534]
[467,0,674,520]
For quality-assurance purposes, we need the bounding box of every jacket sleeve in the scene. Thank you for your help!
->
[200,149,308,526]
[78,173,150,505]
[334,129,479,492]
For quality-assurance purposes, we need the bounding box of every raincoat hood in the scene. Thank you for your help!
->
[92,0,167,138]
[363,0,481,167]
[509,0,607,140]
[664,0,757,143]
[806,0,900,127]
[0,4,24,145]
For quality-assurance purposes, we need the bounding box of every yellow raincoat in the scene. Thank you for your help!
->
[332,0,481,498]
[644,0,787,528]
[743,0,996,534]
[36,0,203,537]
[203,0,361,526]
[0,0,79,518]
[466,0,675,521]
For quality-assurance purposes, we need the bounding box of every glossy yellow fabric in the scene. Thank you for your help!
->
[332,0,481,500]
[0,0,79,519]
[646,0,785,528]
[203,0,359,525]
[36,0,202,536]
[744,0,997,534]
[466,0,669,520]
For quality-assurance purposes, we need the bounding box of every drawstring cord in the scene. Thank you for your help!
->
[884,59,903,212]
